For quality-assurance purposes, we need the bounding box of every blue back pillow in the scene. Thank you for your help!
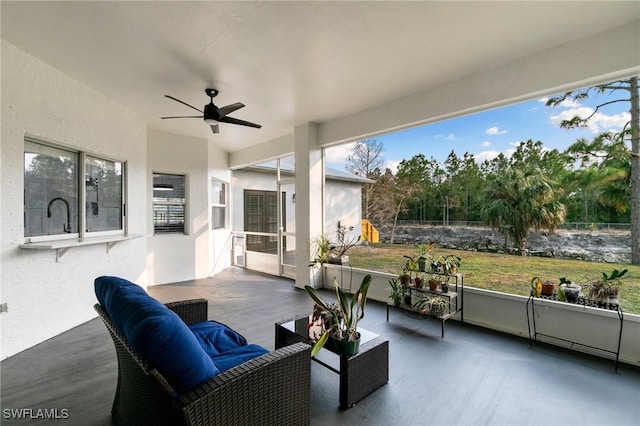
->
[94,276,218,394]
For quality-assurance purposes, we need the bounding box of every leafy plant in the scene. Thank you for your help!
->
[413,296,447,317]
[304,274,372,357]
[388,277,405,306]
[309,234,333,267]
[588,268,627,300]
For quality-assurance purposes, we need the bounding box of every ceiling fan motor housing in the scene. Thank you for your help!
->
[204,102,220,121]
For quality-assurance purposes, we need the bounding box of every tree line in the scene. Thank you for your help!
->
[346,76,639,265]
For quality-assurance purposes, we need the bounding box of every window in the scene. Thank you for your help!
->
[24,138,125,240]
[211,179,227,230]
[244,190,285,253]
[153,173,186,233]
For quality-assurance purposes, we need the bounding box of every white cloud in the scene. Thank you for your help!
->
[486,126,506,135]
[481,141,491,147]
[436,133,456,140]
[474,150,501,162]
[324,142,354,164]
[385,160,401,174]
[550,107,630,134]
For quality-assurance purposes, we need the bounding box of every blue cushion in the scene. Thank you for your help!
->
[94,276,218,394]
[210,344,270,373]
[189,320,248,356]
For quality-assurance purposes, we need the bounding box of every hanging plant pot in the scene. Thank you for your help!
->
[330,332,361,356]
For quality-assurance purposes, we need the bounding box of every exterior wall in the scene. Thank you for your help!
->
[324,264,640,366]
[0,41,148,359]
[324,179,362,245]
[146,130,211,285]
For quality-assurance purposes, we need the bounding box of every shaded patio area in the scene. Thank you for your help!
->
[2,267,639,425]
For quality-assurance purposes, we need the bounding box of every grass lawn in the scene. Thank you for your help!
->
[348,243,640,315]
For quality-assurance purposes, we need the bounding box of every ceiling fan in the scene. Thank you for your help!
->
[161,88,261,134]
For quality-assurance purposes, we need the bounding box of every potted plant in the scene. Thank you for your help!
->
[426,272,439,291]
[415,242,436,272]
[557,277,581,303]
[402,253,420,284]
[413,296,447,318]
[439,254,461,276]
[388,277,405,307]
[327,223,360,265]
[531,276,555,297]
[414,272,424,289]
[309,233,333,268]
[531,277,556,296]
[587,268,627,306]
[304,274,372,357]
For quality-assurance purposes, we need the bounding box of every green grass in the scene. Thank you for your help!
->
[348,243,640,314]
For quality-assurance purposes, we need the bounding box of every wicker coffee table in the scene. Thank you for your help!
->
[275,314,389,408]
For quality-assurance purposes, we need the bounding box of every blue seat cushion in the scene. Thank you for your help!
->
[210,344,270,373]
[94,276,218,394]
[189,320,248,356]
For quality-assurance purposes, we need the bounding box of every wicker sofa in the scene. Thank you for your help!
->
[95,280,311,426]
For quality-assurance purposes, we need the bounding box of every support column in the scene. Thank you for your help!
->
[294,123,324,289]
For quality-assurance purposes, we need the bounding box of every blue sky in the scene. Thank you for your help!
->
[325,87,631,173]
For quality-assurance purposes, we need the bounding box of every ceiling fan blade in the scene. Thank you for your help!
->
[160,115,203,119]
[165,95,203,113]
[217,102,245,118]
[210,123,220,134]
[219,116,262,129]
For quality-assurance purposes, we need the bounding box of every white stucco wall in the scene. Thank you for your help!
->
[1,41,148,359]
[324,179,362,246]
[146,130,211,285]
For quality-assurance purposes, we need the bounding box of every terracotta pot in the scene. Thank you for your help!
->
[541,281,555,296]
[414,277,423,288]
[428,280,439,291]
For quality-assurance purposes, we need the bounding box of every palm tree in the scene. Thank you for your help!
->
[482,169,566,255]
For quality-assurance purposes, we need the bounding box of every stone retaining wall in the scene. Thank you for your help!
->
[377,225,631,264]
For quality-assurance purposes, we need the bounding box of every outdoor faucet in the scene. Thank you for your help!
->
[47,197,71,233]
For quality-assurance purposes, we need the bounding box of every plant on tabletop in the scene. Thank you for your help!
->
[587,268,627,306]
[304,274,372,357]
[557,277,581,303]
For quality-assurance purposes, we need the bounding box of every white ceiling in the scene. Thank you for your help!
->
[2,1,639,154]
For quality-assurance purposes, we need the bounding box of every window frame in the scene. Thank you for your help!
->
[211,178,228,230]
[23,136,126,243]
[153,172,187,234]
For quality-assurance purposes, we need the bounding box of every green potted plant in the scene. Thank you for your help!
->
[388,277,405,307]
[402,254,420,284]
[587,268,627,306]
[413,296,447,318]
[415,242,436,272]
[439,254,461,276]
[309,233,333,268]
[304,274,372,357]
[557,277,581,303]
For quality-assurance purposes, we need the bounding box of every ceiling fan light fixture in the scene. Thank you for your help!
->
[204,118,218,125]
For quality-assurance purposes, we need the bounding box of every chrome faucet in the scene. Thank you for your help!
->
[47,197,71,233]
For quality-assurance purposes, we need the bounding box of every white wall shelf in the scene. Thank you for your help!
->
[20,234,144,262]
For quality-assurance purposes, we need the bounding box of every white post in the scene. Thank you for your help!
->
[294,123,325,289]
